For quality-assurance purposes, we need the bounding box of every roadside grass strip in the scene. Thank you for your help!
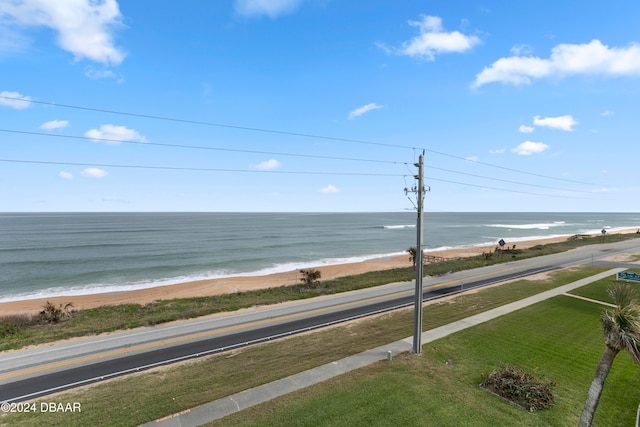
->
[2,266,636,427]
[214,286,640,426]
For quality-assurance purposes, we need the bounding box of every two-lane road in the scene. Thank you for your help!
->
[1,238,638,402]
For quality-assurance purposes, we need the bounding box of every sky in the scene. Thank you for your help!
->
[1,0,639,212]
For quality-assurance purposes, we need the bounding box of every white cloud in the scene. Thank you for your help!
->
[320,184,340,194]
[473,39,640,87]
[84,67,118,80]
[255,159,281,170]
[387,15,480,60]
[85,124,147,143]
[489,148,506,154]
[510,44,534,56]
[81,168,108,178]
[39,120,69,131]
[235,0,302,18]
[348,103,383,120]
[519,125,535,133]
[466,156,478,162]
[511,141,549,156]
[0,90,31,109]
[0,0,126,65]
[533,115,578,131]
[601,110,614,116]
[58,171,74,180]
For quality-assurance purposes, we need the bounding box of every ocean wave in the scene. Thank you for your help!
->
[581,226,637,235]
[0,251,410,303]
[422,234,567,252]
[0,273,232,303]
[237,252,408,276]
[383,224,416,229]
[485,222,568,230]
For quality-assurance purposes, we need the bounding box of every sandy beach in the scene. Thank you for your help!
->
[0,231,634,316]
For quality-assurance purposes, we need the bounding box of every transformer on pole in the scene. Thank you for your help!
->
[412,153,425,354]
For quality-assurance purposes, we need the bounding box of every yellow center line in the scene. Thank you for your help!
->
[0,292,401,382]
[1,263,523,382]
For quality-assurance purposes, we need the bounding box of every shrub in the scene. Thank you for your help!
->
[407,246,417,267]
[299,269,321,287]
[480,364,555,412]
[39,301,75,323]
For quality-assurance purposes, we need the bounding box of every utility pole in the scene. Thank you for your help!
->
[412,153,425,354]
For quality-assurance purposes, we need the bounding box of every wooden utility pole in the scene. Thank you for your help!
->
[412,153,425,354]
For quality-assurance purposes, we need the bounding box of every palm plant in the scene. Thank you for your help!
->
[407,246,417,268]
[299,269,321,286]
[39,301,74,323]
[578,284,640,426]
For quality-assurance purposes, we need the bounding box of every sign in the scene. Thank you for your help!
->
[616,271,640,283]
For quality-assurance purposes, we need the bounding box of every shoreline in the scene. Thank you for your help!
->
[0,230,636,316]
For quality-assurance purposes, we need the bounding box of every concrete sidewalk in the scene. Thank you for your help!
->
[142,268,624,427]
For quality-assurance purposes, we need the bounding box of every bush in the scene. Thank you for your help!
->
[39,301,74,323]
[299,269,321,287]
[480,364,555,412]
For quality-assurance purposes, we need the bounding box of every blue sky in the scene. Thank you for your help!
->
[1,0,639,212]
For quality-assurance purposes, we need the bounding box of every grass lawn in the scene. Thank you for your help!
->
[569,269,640,303]
[214,295,640,427]
[4,266,634,426]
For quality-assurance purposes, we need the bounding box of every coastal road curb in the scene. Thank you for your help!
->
[141,268,625,427]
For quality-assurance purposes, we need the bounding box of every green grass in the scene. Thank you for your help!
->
[209,296,640,426]
[569,269,640,304]
[213,296,639,427]
[2,233,638,351]
[1,266,618,427]
[0,268,417,351]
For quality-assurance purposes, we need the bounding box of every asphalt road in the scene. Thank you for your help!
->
[1,237,639,403]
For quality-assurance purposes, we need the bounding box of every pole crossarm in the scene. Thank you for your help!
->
[412,153,425,354]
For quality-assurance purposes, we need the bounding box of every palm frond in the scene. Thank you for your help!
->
[607,283,639,310]
[602,284,640,361]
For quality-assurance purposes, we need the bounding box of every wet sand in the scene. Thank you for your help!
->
[0,231,634,316]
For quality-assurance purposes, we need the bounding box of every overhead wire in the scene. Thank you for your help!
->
[0,158,406,177]
[424,164,592,193]
[0,95,599,203]
[424,176,592,200]
[422,148,591,185]
[0,129,403,166]
[0,128,594,195]
[0,94,596,186]
[0,95,410,150]
[0,158,594,200]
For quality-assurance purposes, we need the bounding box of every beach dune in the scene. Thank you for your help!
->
[0,232,632,316]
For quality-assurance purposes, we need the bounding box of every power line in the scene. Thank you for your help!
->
[424,163,592,193]
[0,128,593,194]
[0,129,403,166]
[0,94,596,186]
[0,158,405,177]
[424,175,592,199]
[0,158,594,200]
[423,149,592,186]
[0,95,410,150]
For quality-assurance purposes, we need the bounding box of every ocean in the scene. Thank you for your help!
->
[1,212,639,302]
